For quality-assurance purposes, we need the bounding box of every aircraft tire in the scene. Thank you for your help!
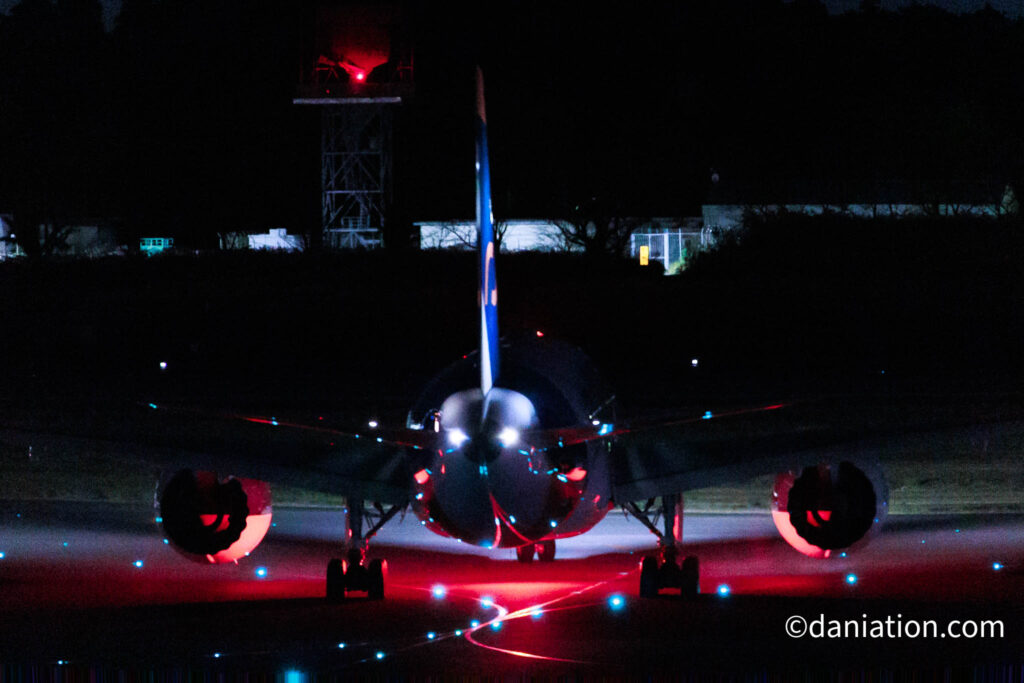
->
[368,558,385,600]
[681,555,700,597]
[516,544,535,563]
[326,558,345,602]
[537,540,556,562]
[639,557,659,598]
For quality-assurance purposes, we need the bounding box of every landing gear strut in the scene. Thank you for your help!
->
[326,496,401,601]
[625,493,700,598]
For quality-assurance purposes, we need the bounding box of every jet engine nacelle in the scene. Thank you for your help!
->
[159,469,273,564]
[771,460,887,559]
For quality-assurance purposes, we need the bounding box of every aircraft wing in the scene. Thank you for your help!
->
[610,393,1024,502]
[0,397,431,504]
[522,393,1022,502]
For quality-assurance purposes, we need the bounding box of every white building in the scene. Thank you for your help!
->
[248,228,304,251]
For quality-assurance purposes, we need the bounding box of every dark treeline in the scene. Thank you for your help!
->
[0,213,1019,408]
[671,211,1024,391]
[0,1,1022,250]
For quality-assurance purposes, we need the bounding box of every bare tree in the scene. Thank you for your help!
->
[421,220,509,251]
[551,197,643,258]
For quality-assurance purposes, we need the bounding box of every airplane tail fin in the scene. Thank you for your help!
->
[476,67,499,394]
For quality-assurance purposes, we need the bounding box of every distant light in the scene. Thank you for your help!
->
[448,428,469,447]
[716,584,731,596]
[213,653,221,659]
[549,520,558,528]
[414,469,431,485]
[368,420,378,428]
[0,552,5,559]
[993,562,1004,571]
[470,620,480,629]
[497,427,519,448]
[490,620,502,631]
[163,538,169,544]
[155,516,163,523]
[337,642,346,649]
[57,660,66,665]
[597,423,613,436]
[608,594,625,610]
[62,542,68,547]
[509,515,517,524]
[431,584,447,599]
[415,492,424,500]
[839,551,847,558]
[592,419,601,426]
[427,632,436,640]
[159,361,167,371]
[355,72,366,82]
[845,573,858,585]
[556,474,568,483]
[375,651,385,660]
[531,608,543,619]
[284,671,308,683]
[455,629,463,636]
[955,529,961,533]
[702,411,713,420]
[691,358,699,367]
[148,403,158,410]
[481,596,494,608]
[133,560,144,568]
[375,437,383,443]
[536,330,544,337]
[255,566,268,578]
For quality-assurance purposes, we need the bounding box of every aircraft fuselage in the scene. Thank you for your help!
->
[407,337,616,548]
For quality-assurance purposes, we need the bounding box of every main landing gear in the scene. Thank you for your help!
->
[515,539,556,563]
[326,497,402,601]
[624,493,701,598]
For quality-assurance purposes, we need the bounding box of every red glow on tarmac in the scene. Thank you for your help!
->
[458,574,630,664]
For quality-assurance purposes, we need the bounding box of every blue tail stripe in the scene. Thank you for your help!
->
[476,68,499,394]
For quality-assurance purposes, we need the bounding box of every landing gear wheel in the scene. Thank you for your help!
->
[639,556,659,598]
[537,540,556,562]
[516,544,536,563]
[367,558,385,600]
[680,555,700,597]
[326,558,345,602]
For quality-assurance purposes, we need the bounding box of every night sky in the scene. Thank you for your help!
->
[3,0,1024,26]
[1,0,1022,247]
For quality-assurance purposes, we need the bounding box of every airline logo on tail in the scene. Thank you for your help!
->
[476,67,499,395]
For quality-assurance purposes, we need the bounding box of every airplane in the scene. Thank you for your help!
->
[133,68,902,600]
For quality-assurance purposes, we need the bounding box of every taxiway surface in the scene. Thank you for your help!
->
[0,501,1021,676]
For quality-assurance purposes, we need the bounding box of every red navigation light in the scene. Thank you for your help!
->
[414,469,431,485]
[564,467,588,482]
[355,71,366,82]
[536,330,544,337]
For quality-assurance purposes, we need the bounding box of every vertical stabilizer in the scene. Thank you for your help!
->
[476,67,499,394]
